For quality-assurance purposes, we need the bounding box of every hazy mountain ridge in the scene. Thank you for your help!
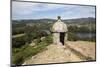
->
[12,17,96,24]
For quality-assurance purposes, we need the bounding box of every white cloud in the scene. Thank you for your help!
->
[59,5,95,19]
[12,1,37,15]
[12,1,95,20]
[12,1,66,15]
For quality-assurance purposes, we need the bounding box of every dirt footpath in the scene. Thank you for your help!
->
[23,41,96,65]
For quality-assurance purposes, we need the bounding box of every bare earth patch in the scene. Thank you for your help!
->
[66,41,96,60]
[23,41,96,65]
[12,33,25,38]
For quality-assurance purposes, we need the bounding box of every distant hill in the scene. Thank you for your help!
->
[12,17,96,24]
[63,17,96,24]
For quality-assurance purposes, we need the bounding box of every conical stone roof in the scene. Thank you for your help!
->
[52,16,67,32]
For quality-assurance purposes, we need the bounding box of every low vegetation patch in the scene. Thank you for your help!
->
[12,35,53,65]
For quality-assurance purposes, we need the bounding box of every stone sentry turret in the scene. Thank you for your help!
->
[51,16,68,45]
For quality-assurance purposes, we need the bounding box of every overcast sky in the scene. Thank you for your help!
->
[12,1,95,20]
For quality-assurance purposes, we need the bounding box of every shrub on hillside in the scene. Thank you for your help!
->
[68,32,78,41]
